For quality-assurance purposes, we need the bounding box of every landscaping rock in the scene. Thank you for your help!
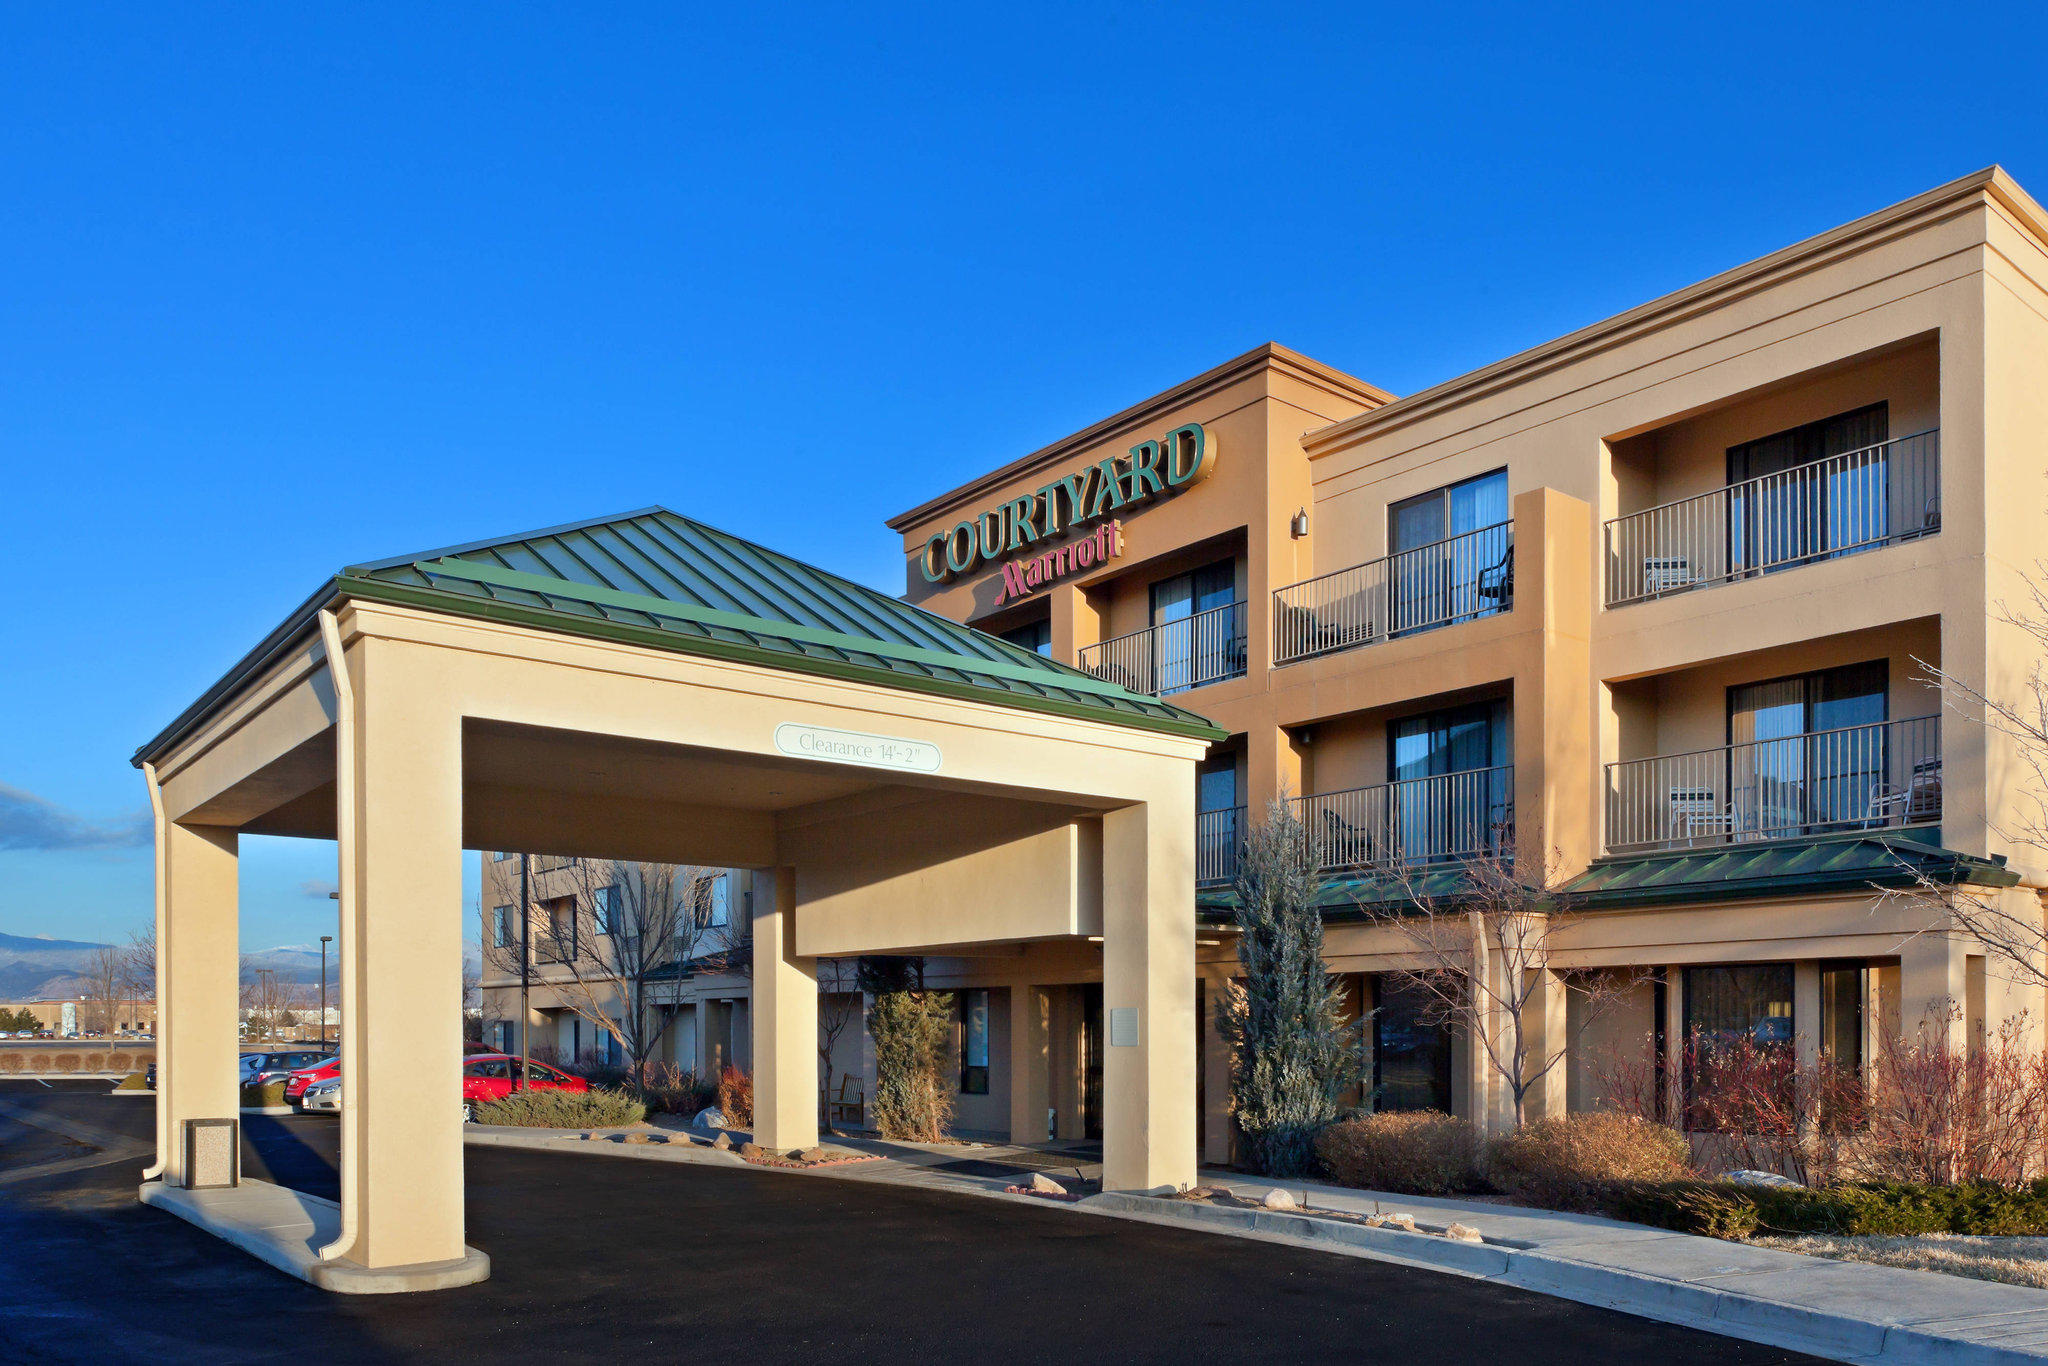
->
[694,1107,727,1131]
[799,1147,828,1163]
[1724,1169,1802,1189]
[738,1142,763,1159]
[622,1132,652,1144]
[1444,1222,1483,1244]
[1183,1186,1220,1200]
[1029,1172,1068,1196]
[1262,1188,1298,1211]
[1367,1213,1417,1231]
[711,1132,732,1151]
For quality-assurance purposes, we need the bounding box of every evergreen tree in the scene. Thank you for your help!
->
[1219,799,1358,1175]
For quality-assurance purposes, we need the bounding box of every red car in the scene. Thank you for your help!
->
[284,1056,341,1106]
[461,1054,586,1121]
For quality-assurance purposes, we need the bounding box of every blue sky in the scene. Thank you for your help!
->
[2,3,2041,951]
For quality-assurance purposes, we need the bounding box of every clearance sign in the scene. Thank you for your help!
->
[919,423,1216,605]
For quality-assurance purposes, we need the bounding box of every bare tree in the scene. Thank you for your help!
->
[496,859,747,1090]
[239,962,303,1043]
[1361,848,1646,1131]
[816,957,863,1133]
[1902,573,2048,984]
[122,924,156,1006]
[80,945,126,1035]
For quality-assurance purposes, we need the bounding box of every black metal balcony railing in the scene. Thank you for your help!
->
[1604,430,1940,608]
[1273,521,1513,666]
[1196,805,1245,887]
[1291,766,1515,871]
[1194,767,1516,888]
[1080,600,1247,697]
[1604,715,1940,854]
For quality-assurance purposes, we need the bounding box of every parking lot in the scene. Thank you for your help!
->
[0,1082,1822,1364]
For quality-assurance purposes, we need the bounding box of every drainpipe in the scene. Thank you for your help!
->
[140,762,167,1182]
[315,609,359,1263]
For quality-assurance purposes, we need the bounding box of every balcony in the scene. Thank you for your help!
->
[1080,600,1247,697]
[1604,715,1940,854]
[1196,767,1516,889]
[1291,766,1515,871]
[1604,430,1939,608]
[1196,805,1245,887]
[1273,521,1513,666]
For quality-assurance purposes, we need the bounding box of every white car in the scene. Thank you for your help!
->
[301,1076,342,1113]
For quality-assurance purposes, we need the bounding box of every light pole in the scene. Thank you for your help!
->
[518,852,532,1092]
[319,935,333,1048]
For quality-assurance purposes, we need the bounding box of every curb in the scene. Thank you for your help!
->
[1087,1193,2048,1365]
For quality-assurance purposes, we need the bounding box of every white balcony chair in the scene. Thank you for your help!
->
[1667,786,1735,843]
[1643,556,1693,595]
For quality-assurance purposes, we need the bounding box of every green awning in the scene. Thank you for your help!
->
[136,507,1224,764]
[1196,829,2015,921]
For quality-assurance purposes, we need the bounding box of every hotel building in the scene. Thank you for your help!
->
[486,166,2048,1160]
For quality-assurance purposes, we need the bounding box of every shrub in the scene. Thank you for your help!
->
[52,1052,82,1072]
[84,1052,107,1072]
[866,988,953,1141]
[1860,1008,2048,1187]
[29,1052,51,1073]
[240,1079,287,1108]
[108,1052,134,1072]
[1599,1179,2048,1239]
[1486,1112,1690,1208]
[473,1086,646,1129]
[1315,1111,1479,1194]
[716,1064,754,1128]
[1603,1181,1762,1238]
[643,1061,716,1117]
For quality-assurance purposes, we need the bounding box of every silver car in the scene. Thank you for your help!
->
[301,1076,342,1113]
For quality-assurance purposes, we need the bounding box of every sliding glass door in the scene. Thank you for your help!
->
[1150,560,1236,695]
[1727,404,1889,575]
[1727,660,1886,836]
[1387,699,1511,863]
[1388,470,1510,634]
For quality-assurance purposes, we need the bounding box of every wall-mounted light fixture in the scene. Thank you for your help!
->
[1289,507,1309,539]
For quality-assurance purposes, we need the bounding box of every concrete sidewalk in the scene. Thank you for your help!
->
[464,1123,2048,1365]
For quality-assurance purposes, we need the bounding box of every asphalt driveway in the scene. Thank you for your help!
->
[0,1082,1822,1365]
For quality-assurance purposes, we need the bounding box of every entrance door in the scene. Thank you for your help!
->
[1081,985,1104,1141]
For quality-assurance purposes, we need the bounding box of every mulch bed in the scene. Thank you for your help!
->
[742,1151,884,1169]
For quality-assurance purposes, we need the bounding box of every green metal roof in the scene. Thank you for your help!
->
[1195,830,2016,921]
[134,507,1223,765]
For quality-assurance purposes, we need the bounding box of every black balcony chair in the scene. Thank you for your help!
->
[1476,544,1514,605]
[1319,807,1384,870]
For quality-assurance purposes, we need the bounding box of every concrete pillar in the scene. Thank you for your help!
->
[1510,487,1595,876]
[1008,984,1049,1144]
[1200,971,1234,1165]
[750,868,818,1152]
[1662,966,1685,1125]
[328,651,467,1271]
[1793,961,1822,1073]
[1521,966,1569,1122]
[1100,792,1196,1192]
[158,821,239,1187]
[1900,933,1969,1048]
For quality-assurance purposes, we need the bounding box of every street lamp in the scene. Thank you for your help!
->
[319,934,333,1048]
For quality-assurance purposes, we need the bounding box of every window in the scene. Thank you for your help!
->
[493,850,514,861]
[1820,962,1866,1069]
[1388,469,1511,632]
[959,989,990,1095]
[1387,700,1512,864]
[1684,964,1793,1048]
[696,875,730,930]
[1372,977,1452,1113]
[1149,559,1239,694]
[544,899,577,961]
[594,885,621,936]
[1728,660,1888,836]
[1728,404,1889,573]
[493,905,515,949]
[998,618,1052,657]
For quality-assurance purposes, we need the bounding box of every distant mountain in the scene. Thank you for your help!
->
[0,932,117,1000]
[0,931,481,1000]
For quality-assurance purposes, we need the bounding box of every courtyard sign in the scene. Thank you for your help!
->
[918,422,1216,587]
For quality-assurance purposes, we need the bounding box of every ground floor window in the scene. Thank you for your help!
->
[1819,962,1865,1067]
[1373,976,1452,1113]
[1683,964,1793,1047]
[959,989,989,1095]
